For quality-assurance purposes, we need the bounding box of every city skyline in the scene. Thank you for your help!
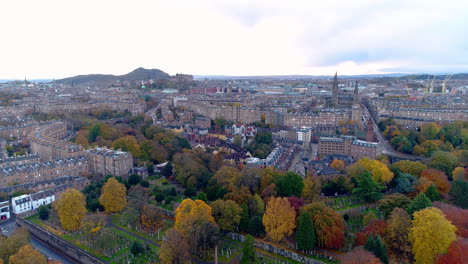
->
[1,0,468,79]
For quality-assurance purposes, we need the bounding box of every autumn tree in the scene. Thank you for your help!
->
[99,177,127,213]
[8,245,47,264]
[340,247,383,264]
[0,228,29,263]
[433,201,468,238]
[262,197,296,242]
[249,194,264,216]
[356,220,387,246]
[296,212,316,251]
[112,135,141,157]
[274,171,304,197]
[449,180,468,209]
[190,220,220,259]
[175,199,215,235]
[213,166,241,188]
[330,159,345,171]
[302,202,345,249]
[140,205,162,231]
[357,158,394,184]
[452,167,467,181]
[210,200,242,232]
[385,208,412,262]
[54,188,87,231]
[159,228,191,264]
[378,193,411,218]
[428,151,458,176]
[241,235,256,264]
[409,207,457,264]
[407,192,432,216]
[301,172,321,200]
[353,171,383,203]
[420,168,450,194]
[435,239,468,264]
[393,160,427,177]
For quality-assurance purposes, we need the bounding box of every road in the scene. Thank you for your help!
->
[363,105,424,161]
[1,218,72,264]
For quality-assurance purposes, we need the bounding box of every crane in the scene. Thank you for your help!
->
[441,74,452,94]
[429,75,436,93]
[425,75,431,93]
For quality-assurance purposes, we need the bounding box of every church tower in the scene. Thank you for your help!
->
[332,72,338,106]
[353,80,359,105]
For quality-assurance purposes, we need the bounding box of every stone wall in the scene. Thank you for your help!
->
[227,233,328,264]
[16,218,104,264]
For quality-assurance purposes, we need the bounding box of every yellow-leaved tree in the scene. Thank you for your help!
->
[99,177,127,213]
[262,197,296,242]
[54,188,87,231]
[175,199,215,235]
[8,245,47,264]
[301,172,321,200]
[409,207,457,264]
[358,158,394,184]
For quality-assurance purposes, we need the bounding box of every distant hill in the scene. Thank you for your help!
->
[57,68,170,86]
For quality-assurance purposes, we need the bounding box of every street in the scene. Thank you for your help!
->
[1,217,72,264]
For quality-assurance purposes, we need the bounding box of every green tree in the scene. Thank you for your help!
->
[365,235,388,264]
[274,171,304,197]
[210,200,242,232]
[352,171,383,203]
[239,204,249,232]
[425,185,441,201]
[449,180,468,209]
[241,235,256,264]
[233,135,242,147]
[296,212,316,251]
[38,205,49,220]
[428,151,458,176]
[130,241,145,255]
[247,216,265,236]
[407,193,432,216]
[378,193,411,218]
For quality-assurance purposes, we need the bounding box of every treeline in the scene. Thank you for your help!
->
[74,115,191,166]
[379,118,467,156]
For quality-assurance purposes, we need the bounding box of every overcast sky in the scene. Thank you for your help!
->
[1,0,467,79]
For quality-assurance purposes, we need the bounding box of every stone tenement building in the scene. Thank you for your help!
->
[0,156,88,188]
[0,154,40,168]
[266,107,362,127]
[378,108,468,123]
[0,121,58,139]
[318,135,383,160]
[29,122,84,161]
[86,147,133,177]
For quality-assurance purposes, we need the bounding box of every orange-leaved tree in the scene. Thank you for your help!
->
[302,202,345,249]
[340,246,383,264]
[330,159,345,171]
[435,239,468,264]
[419,168,450,194]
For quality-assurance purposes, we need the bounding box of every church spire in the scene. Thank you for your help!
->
[353,80,359,105]
[332,72,338,106]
